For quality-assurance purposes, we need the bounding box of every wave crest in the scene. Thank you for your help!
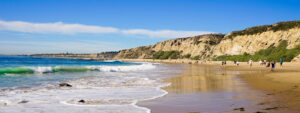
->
[0,63,156,75]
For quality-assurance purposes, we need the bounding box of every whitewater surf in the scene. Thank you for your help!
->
[0,56,173,113]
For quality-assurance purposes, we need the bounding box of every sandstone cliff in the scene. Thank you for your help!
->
[116,20,300,61]
[213,27,300,57]
[114,34,225,59]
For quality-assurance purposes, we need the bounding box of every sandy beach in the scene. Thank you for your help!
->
[119,59,300,113]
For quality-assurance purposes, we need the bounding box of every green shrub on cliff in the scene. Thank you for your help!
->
[169,51,181,59]
[215,40,300,62]
[227,20,300,39]
[191,55,200,60]
[183,54,191,58]
[152,50,181,59]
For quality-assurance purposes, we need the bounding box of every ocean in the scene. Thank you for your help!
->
[0,55,171,113]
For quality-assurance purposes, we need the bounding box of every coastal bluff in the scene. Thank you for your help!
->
[30,52,118,60]
[115,20,300,62]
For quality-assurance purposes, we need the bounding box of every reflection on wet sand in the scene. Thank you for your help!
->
[164,64,238,94]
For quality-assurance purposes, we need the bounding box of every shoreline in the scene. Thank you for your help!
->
[118,59,300,112]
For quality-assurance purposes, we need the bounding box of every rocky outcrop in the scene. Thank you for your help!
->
[116,20,300,61]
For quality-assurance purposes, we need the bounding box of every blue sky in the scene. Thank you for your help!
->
[0,0,299,54]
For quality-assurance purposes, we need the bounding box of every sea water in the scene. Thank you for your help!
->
[0,55,171,113]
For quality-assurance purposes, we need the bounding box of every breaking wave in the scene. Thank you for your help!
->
[0,63,156,75]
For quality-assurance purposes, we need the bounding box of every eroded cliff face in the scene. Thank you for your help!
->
[115,20,300,60]
[152,34,224,58]
[114,34,225,59]
[212,27,300,57]
[31,52,119,60]
[114,46,154,59]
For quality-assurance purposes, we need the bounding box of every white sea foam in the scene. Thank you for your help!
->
[87,63,156,72]
[30,66,53,73]
[0,63,170,113]
[21,63,156,74]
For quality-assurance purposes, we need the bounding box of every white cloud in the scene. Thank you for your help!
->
[0,20,213,38]
[121,29,213,38]
[0,41,121,54]
[0,20,119,34]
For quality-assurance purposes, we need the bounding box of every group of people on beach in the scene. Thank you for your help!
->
[222,58,284,71]
[257,58,283,71]
[233,60,240,66]
[256,59,275,71]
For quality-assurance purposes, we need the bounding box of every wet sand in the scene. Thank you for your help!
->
[134,61,300,113]
[236,62,300,112]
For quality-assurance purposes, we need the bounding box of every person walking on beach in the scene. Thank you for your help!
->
[266,61,270,67]
[249,59,253,68]
[259,60,263,66]
[222,61,226,66]
[280,58,283,67]
[271,60,276,71]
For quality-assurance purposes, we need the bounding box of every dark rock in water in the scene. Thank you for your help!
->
[263,107,278,110]
[233,107,245,111]
[78,99,85,103]
[59,83,72,87]
[18,100,29,104]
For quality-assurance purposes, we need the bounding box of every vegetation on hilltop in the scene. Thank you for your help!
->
[152,50,181,59]
[215,40,300,62]
[227,20,300,39]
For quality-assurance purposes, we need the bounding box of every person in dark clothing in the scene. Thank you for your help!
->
[271,60,276,71]
[266,61,270,67]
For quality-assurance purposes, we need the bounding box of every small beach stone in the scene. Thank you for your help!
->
[293,85,298,89]
[78,99,85,103]
[255,111,266,113]
[233,107,245,111]
[263,107,278,110]
[266,93,274,95]
[18,100,29,104]
[258,102,265,105]
[59,83,72,87]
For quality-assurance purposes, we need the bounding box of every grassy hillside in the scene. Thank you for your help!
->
[215,40,300,62]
